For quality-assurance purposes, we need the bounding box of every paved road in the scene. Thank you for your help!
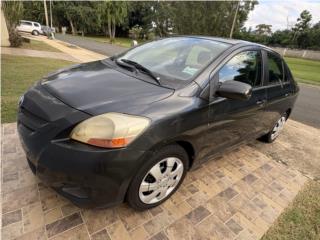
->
[291,84,320,129]
[56,34,320,129]
[55,34,127,56]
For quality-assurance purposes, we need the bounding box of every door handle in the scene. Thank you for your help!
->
[256,99,266,105]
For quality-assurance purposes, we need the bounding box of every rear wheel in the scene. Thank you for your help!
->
[32,30,39,36]
[261,113,287,143]
[127,144,188,210]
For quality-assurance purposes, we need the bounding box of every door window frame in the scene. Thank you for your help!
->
[216,49,263,88]
[262,49,291,87]
[202,46,267,103]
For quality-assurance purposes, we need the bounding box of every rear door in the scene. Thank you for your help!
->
[202,48,267,160]
[263,50,293,129]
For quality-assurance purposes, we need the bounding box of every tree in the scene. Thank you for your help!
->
[170,1,257,37]
[98,1,128,42]
[127,1,258,38]
[255,24,272,36]
[309,22,320,49]
[21,1,45,24]
[292,10,312,47]
[268,30,293,47]
[293,10,312,32]
[53,1,78,35]
[53,1,100,36]
[2,0,24,30]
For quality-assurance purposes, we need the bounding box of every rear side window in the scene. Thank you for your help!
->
[33,23,40,27]
[218,51,262,87]
[267,53,284,84]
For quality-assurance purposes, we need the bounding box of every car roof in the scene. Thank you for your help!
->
[173,35,279,56]
[183,35,249,45]
[21,20,40,24]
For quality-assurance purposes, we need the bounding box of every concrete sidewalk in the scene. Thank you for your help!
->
[1,47,79,62]
[20,34,106,63]
[42,38,106,63]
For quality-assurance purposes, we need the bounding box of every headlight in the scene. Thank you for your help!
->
[70,113,150,148]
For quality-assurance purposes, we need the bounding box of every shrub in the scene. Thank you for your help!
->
[129,25,143,40]
[147,32,156,41]
[9,30,23,47]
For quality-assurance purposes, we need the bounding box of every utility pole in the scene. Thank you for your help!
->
[44,0,49,27]
[229,0,240,39]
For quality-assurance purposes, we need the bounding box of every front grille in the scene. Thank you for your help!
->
[18,106,48,131]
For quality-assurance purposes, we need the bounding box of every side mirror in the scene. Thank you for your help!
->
[216,80,252,101]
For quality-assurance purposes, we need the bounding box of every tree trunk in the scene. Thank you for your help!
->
[105,26,109,37]
[69,19,75,35]
[108,15,112,43]
[112,21,116,40]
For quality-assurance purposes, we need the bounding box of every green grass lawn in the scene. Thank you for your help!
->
[76,35,146,48]
[285,57,320,86]
[1,54,74,123]
[262,180,320,240]
[21,39,61,52]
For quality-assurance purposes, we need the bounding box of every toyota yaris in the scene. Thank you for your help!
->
[17,37,298,210]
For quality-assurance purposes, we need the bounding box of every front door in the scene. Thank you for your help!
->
[202,50,267,160]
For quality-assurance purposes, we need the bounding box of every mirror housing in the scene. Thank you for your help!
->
[216,80,252,101]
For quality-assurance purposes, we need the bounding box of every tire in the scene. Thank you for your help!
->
[261,113,287,143]
[32,30,39,36]
[127,144,188,210]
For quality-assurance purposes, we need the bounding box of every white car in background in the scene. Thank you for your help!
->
[16,20,43,36]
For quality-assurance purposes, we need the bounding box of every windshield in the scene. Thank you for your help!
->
[117,37,231,82]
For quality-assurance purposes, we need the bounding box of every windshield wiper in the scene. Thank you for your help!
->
[114,58,136,72]
[120,59,161,85]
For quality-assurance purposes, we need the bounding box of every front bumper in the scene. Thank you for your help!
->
[17,85,149,208]
[19,121,149,208]
[22,136,147,208]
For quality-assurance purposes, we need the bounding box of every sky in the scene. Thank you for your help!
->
[245,0,320,32]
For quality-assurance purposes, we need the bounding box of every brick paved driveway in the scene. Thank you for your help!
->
[1,121,310,240]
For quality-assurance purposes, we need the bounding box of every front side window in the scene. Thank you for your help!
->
[117,37,230,82]
[218,51,262,87]
[267,52,284,85]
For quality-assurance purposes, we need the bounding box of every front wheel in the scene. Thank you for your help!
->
[261,113,287,143]
[127,144,188,210]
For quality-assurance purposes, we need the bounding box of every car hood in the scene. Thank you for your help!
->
[42,61,174,115]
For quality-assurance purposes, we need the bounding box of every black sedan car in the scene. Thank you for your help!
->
[17,37,298,210]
